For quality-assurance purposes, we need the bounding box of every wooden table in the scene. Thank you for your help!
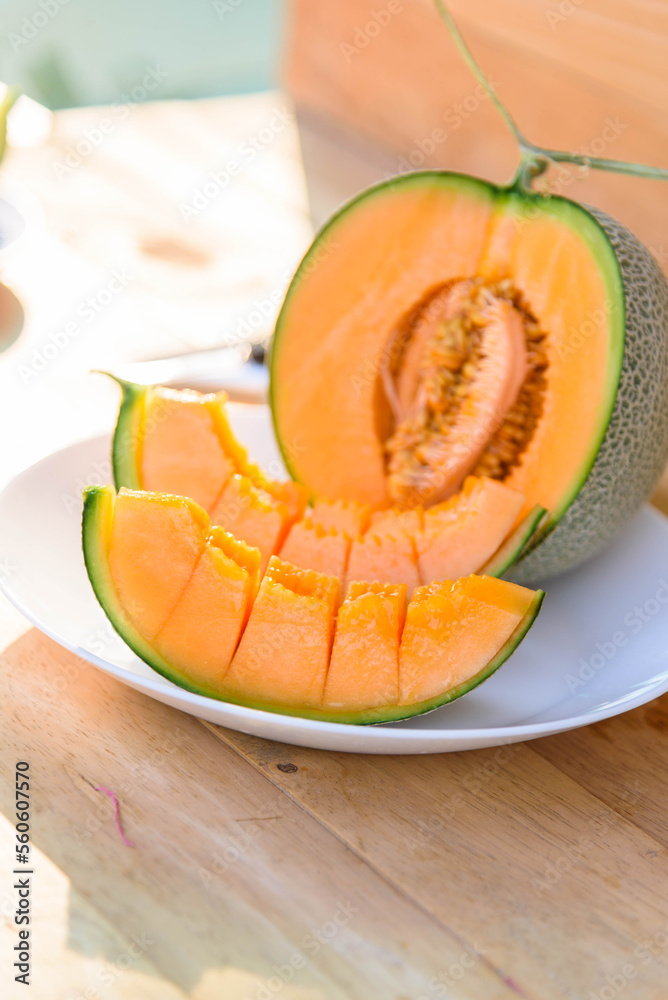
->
[1,91,668,1000]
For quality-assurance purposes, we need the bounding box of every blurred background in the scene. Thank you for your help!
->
[0,0,666,487]
[0,0,282,106]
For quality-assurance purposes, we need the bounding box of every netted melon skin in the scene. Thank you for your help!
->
[510,208,668,584]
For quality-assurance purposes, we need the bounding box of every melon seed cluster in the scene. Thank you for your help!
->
[384,277,548,502]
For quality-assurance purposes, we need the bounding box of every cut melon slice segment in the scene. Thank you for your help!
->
[209,474,291,574]
[279,518,351,580]
[311,497,371,536]
[415,476,525,583]
[346,530,421,594]
[139,386,236,512]
[108,487,209,638]
[262,480,309,524]
[107,375,304,518]
[154,529,261,690]
[225,556,340,708]
[480,504,549,578]
[323,582,406,714]
[399,575,540,709]
[369,507,423,538]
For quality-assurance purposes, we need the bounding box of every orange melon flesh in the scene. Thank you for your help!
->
[154,530,261,689]
[272,176,496,508]
[262,480,309,524]
[310,498,371,536]
[323,582,406,712]
[209,474,290,575]
[369,507,423,539]
[416,476,524,583]
[399,575,533,706]
[224,556,340,708]
[207,399,310,521]
[346,531,421,593]
[108,488,209,638]
[141,388,235,512]
[453,573,536,617]
[272,175,616,523]
[279,518,351,580]
[479,196,616,522]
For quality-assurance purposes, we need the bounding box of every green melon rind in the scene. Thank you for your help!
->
[271,170,668,580]
[511,205,668,582]
[480,505,549,579]
[105,375,147,492]
[82,484,544,725]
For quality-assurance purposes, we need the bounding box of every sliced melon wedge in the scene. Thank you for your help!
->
[83,485,544,725]
[108,487,209,638]
[323,582,406,715]
[209,473,292,575]
[310,497,371,536]
[415,476,524,583]
[154,529,260,690]
[346,531,421,594]
[279,517,352,580]
[106,374,307,519]
[224,556,340,708]
[398,575,543,714]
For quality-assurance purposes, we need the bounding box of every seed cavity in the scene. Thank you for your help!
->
[383,277,548,507]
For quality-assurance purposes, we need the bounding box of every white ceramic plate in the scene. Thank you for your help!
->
[1,404,668,754]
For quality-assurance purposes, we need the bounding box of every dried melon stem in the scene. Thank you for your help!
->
[384,277,548,507]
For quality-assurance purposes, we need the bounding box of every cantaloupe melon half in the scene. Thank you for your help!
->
[83,485,544,724]
[270,171,668,579]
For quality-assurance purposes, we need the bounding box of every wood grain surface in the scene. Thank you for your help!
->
[0,63,667,1000]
